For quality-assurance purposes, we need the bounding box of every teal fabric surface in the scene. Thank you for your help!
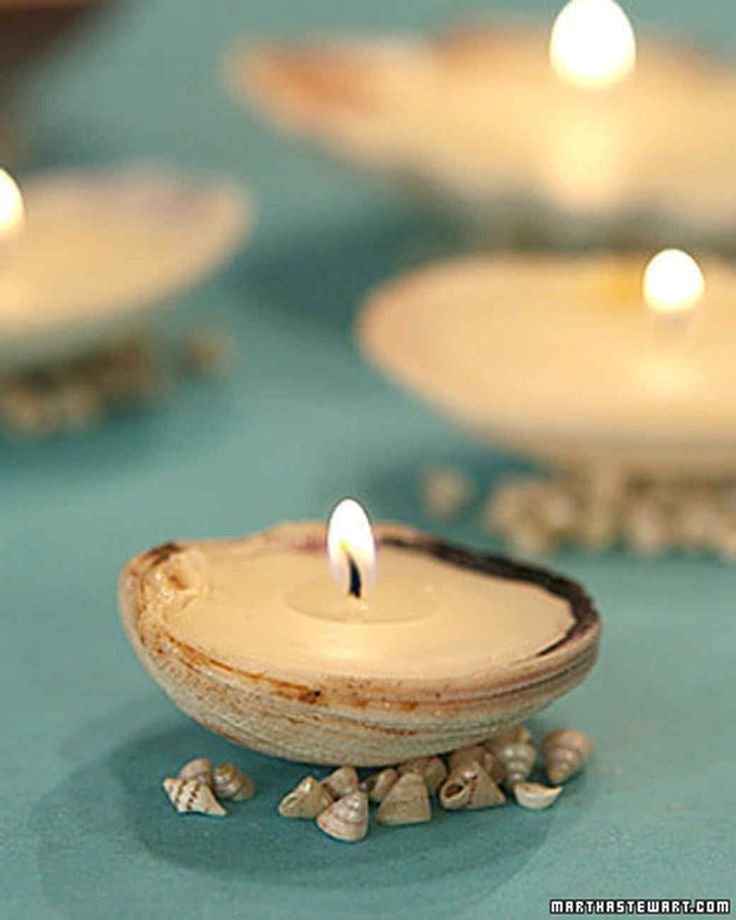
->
[3,1,736,917]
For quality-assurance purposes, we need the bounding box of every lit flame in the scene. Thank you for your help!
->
[0,169,24,239]
[327,498,377,600]
[550,0,636,89]
[643,249,705,317]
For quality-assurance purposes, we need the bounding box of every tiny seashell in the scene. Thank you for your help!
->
[506,518,554,557]
[177,757,213,787]
[421,468,474,519]
[447,745,486,773]
[376,771,431,826]
[439,763,505,811]
[213,763,255,801]
[542,729,594,785]
[623,501,670,557]
[322,765,359,800]
[316,790,369,842]
[364,767,399,804]
[537,484,578,534]
[513,781,563,810]
[488,741,536,788]
[486,725,534,749]
[398,756,447,795]
[279,775,334,819]
[163,777,226,816]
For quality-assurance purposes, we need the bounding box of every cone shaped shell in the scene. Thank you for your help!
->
[177,757,213,787]
[213,763,255,801]
[365,767,399,804]
[542,729,594,784]
[398,756,447,795]
[316,790,369,842]
[163,778,226,816]
[279,775,333,819]
[513,781,562,810]
[440,764,505,811]
[377,771,431,826]
[322,766,359,799]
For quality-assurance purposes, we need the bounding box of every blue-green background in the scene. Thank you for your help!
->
[3,1,735,917]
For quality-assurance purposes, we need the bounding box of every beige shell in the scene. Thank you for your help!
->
[213,763,255,801]
[488,741,537,788]
[439,763,505,811]
[119,525,600,766]
[376,771,431,826]
[162,778,226,817]
[316,790,369,843]
[322,766,359,800]
[421,468,473,519]
[364,767,399,804]
[542,729,594,784]
[486,725,534,748]
[398,756,447,796]
[279,775,334,819]
[513,781,563,810]
[448,745,500,781]
[177,757,213,787]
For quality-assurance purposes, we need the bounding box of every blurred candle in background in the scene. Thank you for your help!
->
[0,168,24,244]
[643,249,705,321]
[550,0,637,89]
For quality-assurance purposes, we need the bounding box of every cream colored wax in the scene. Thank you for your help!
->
[161,543,573,682]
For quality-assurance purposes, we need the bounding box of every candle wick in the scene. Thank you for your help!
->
[346,552,362,599]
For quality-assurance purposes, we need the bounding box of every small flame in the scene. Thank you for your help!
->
[327,498,377,599]
[643,249,705,317]
[550,0,636,89]
[0,169,24,239]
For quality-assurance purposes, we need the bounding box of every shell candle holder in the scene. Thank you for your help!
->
[119,500,601,766]
[0,164,250,373]
[229,1,736,248]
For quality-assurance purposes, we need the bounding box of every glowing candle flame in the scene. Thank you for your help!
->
[550,0,636,89]
[327,498,377,599]
[0,169,24,240]
[643,249,705,317]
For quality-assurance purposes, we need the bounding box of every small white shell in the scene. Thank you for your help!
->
[364,767,399,804]
[513,781,563,810]
[163,777,226,816]
[279,775,334,819]
[447,745,486,772]
[542,729,594,784]
[488,741,536,788]
[421,468,474,519]
[398,756,447,795]
[322,765,359,799]
[316,790,369,842]
[439,763,505,811]
[177,757,213,787]
[213,763,255,801]
[376,771,431,826]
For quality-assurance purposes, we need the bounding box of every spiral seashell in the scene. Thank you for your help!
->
[447,745,486,772]
[316,790,369,843]
[398,756,447,795]
[213,763,255,801]
[542,729,593,784]
[163,777,226,816]
[439,763,505,811]
[279,775,334,819]
[177,757,213,787]
[364,767,399,804]
[488,741,536,788]
[486,725,534,749]
[376,771,431,826]
[513,781,563,810]
[322,765,359,799]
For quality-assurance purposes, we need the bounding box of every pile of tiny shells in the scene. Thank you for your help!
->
[485,472,736,560]
[163,756,255,816]
[0,326,233,439]
[279,725,593,843]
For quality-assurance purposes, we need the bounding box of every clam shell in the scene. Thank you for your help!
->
[279,776,333,819]
[542,729,594,784]
[163,778,226,817]
[316,790,369,843]
[119,523,600,766]
[376,771,431,826]
[0,165,251,373]
[513,781,562,810]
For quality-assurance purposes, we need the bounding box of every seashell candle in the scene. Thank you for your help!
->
[119,501,600,766]
[229,2,736,247]
[0,164,250,373]
[359,252,736,481]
